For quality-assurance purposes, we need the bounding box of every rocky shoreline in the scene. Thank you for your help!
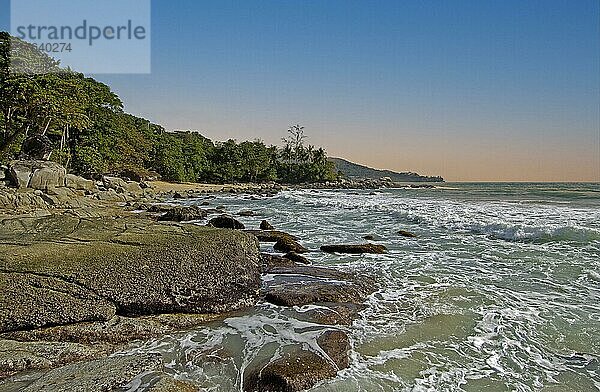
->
[0,160,419,391]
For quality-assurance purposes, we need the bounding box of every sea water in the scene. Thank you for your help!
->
[123,183,600,391]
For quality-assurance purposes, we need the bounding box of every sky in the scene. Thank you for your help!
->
[1,0,599,181]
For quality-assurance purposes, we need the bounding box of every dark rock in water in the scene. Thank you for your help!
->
[301,303,363,326]
[317,330,351,369]
[320,243,387,254]
[261,253,297,271]
[274,237,308,253]
[264,266,375,307]
[21,135,53,160]
[208,215,245,229]
[147,204,173,213]
[363,235,376,241]
[245,230,298,243]
[0,215,261,332]
[173,191,185,199]
[260,220,274,230]
[157,205,207,222]
[265,281,368,307]
[243,330,350,392]
[200,201,210,206]
[238,210,255,217]
[284,251,310,264]
[398,230,417,238]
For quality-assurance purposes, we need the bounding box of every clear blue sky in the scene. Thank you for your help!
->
[1,0,599,181]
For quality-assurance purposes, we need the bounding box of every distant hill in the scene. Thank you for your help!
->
[329,158,444,182]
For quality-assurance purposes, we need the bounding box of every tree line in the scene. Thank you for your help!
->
[0,33,338,184]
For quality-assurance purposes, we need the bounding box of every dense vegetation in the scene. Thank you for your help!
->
[0,33,337,184]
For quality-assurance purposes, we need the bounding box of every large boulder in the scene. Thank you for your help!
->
[0,214,261,332]
[101,176,128,190]
[64,174,96,192]
[8,160,67,190]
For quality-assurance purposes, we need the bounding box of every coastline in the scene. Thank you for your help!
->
[0,165,389,391]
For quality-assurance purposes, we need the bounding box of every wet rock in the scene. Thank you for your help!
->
[245,230,298,243]
[2,314,225,346]
[265,282,368,307]
[263,266,376,307]
[398,230,417,238]
[317,330,351,369]
[284,252,310,264]
[320,243,387,254]
[259,220,274,230]
[10,353,162,392]
[273,237,308,254]
[148,373,199,392]
[208,215,245,229]
[243,330,350,392]
[0,339,110,379]
[238,210,255,217]
[301,304,363,326]
[261,253,297,271]
[157,205,208,222]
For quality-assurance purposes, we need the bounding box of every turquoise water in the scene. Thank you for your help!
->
[126,183,600,391]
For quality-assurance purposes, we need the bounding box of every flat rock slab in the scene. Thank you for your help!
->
[0,272,116,333]
[263,266,376,307]
[320,243,387,254]
[2,314,226,346]
[245,230,299,242]
[0,214,261,333]
[0,339,111,379]
[6,354,162,392]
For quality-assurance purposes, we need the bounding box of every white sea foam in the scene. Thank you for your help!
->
[116,184,600,391]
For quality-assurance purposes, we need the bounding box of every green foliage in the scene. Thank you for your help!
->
[0,33,337,184]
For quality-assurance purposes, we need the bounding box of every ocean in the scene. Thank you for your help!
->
[124,183,600,391]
